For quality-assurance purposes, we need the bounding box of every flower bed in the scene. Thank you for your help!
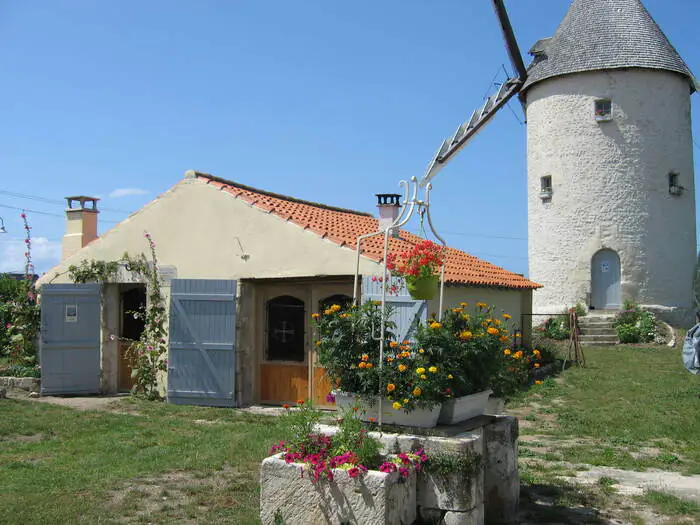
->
[314,300,544,426]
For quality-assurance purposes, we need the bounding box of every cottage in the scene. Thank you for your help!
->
[36,171,540,406]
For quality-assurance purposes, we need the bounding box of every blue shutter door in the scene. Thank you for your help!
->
[40,283,101,395]
[361,277,427,342]
[167,279,237,407]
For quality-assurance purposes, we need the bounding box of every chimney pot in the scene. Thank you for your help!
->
[376,193,402,237]
[62,196,100,261]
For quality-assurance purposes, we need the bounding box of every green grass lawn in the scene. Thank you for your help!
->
[512,344,700,474]
[2,344,699,524]
[0,399,285,524]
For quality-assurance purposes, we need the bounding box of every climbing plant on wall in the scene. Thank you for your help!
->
[4,212,41,365]
[68,232,168,400]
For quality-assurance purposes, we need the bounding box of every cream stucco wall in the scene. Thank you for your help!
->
[38,178,381,287]
[526,69,696,325]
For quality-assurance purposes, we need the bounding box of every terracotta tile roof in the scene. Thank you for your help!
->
[195,173,541,290]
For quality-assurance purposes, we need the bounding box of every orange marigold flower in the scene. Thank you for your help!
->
[452,307,463,314]
[429,322,442,329]
[476,302,488,309]
[389,341,399,348]
[361,354,369,362]
[494,319,502,326]
[504,349,511,356]
[534,363,541,368]
[340,313,349,319]
[368,417,377,423]
[499,336,510,343]
[412,387,422,396]
[297,399,304,405]
[513,351,523,359]
[535,380,543,385]
[398,364,408,372]
[312,313,320,319]
[315,341,322,346]
[402,340,410,346]
[366,363,374,369]
[282,404,290,410]
[459,330,473,341]
[387,383,396,392]
[386,356,394,362]
[461,314,470,320]
[459,302,468,308]
[503,313,512,320]
[487,327,500,336]
[358,362,367,369]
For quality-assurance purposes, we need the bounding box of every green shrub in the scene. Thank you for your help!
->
[3,364,41,378]
[540,317,570,340]
[612,301,657,343]
[617,323,641,344]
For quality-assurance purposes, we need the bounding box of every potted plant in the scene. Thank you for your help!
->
[386,240,444,300]
[416,302,512,424]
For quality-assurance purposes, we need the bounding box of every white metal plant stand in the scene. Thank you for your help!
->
[352,176,447,426]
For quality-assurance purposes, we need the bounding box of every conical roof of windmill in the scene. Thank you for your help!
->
[522,0,696,92]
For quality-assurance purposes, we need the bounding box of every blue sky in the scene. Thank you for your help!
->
[1,0,698,276]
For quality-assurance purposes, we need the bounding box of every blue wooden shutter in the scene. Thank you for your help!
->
[167,279,237,407]
[361,277,427,342]
[40,283,101,395]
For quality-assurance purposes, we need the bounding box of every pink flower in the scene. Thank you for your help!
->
[348,467,360,478]
[20,213,26,219]
[325,392,336,403]
[24,239,30,244]
[399,467,410,478]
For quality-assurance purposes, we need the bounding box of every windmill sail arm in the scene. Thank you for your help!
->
[421,78,522,186]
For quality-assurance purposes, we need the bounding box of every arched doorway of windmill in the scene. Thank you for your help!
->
[591,249,621,310]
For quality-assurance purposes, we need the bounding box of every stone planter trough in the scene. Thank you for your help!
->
[438,390,492,425]
[260,454,416,525]
[335,391,441,428]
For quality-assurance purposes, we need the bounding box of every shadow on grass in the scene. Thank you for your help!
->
[516,482,614,525]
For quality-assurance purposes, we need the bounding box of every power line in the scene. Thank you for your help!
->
[0,203,119,224]
[0,190,133,214]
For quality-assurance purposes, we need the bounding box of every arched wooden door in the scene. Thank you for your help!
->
[259,295,308,404]
[591,249,621,310]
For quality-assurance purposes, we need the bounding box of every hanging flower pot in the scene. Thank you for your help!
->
[387,240,444,301]
[406,274,439,300]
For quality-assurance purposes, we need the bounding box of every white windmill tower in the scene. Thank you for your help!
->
[423,0,697,326]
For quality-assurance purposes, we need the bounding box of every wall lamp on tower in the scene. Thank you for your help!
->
[0,217,7,234]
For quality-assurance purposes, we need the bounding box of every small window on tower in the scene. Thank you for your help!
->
[540,175,553,200]
[594,99,613,122]
[668,172,684,196]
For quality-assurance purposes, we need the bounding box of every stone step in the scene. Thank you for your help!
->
[579,334,618,344]
[580,340,618,347]
[579,327,617,336]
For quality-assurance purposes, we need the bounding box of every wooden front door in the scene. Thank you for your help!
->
[259,294,309,404]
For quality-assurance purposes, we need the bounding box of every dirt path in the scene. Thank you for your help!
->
[6,386,129,411]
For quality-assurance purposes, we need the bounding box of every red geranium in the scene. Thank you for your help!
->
[386,240,444,283]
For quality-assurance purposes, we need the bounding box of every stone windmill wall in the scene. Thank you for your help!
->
[523,0,697,326]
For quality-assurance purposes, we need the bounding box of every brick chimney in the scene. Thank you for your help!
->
[376,193,402,237]
[62,196,99,260]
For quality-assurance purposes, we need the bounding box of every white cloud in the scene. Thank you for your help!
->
[0,237,62,274]
[109,188,148,198]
